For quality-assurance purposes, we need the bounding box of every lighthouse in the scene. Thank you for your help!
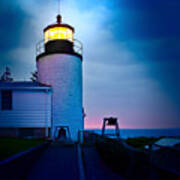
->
[36,14,83,141]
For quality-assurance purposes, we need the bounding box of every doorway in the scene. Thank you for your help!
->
[54,126,71,140]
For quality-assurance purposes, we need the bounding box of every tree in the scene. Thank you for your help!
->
[0,67,13,82]
[30,71,38,82]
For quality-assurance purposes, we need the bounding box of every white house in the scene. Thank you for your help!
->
[0,82,52,138]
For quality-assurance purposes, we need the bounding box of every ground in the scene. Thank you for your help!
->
[125,137,160,150]
[0,137,44,161]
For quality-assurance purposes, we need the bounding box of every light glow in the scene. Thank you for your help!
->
[44,27,73,43]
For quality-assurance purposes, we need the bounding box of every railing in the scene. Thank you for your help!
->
[36,39,83,56]
[36,39,45,56]
[73,39,83,55]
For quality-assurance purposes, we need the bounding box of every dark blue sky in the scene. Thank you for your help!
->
[0,0,179,128]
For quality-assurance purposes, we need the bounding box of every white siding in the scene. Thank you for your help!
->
[0,90,51,128]
[37,54,83,141]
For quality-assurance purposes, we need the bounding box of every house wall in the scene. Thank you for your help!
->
[0,89,52,137]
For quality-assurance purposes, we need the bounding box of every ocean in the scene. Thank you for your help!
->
[85,128,180,139]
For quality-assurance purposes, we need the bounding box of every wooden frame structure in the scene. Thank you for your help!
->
[102,117,120,138]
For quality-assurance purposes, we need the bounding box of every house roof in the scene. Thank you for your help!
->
[154,137,180,147]
[0,81,52,91]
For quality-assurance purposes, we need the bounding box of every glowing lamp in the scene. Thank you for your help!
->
[44,14,74,43]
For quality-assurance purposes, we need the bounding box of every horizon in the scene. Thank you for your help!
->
[85,127,180,130]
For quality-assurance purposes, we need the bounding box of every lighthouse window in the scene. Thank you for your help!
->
[1,90,12,110]
[44,27,73,43]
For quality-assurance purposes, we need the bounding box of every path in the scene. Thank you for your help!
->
[27,143,79,180]
[83,146,124,180]
[27,143,124,180]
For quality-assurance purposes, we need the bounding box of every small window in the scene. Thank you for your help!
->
[1,90,12,110]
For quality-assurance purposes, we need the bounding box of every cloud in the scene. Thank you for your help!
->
[109,0,180,40]
[0,1,29,51]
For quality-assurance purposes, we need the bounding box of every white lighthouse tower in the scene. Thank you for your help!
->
[36,14,83,141]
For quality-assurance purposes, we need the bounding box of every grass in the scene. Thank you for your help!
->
[95,137,151,177]
[96,136,180,179]
[0,137,44,161]
[125,137,160,150]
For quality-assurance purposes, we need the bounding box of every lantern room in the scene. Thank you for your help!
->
[36,14,82,57]
[44,14,74,43]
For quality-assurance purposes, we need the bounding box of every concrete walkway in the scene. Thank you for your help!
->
[27,144,79,180]
[83,146,124,180]
[27,144,124,180]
